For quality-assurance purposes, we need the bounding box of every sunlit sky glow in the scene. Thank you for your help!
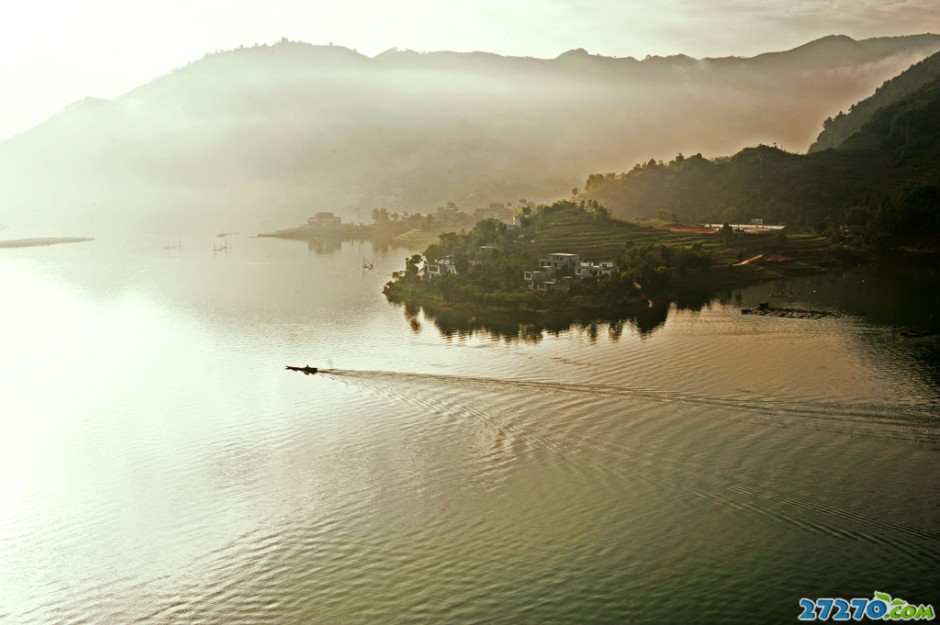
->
[0,0,938,141]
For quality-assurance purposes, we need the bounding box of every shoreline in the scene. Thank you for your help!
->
[0,237,95,249]
[386,289,658,320]
[258,224,442,249]
[384,260,837,321]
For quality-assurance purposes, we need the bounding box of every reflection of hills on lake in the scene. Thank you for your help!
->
[278,232,422,255]
[303,237,343,254]
[1,35,939,233]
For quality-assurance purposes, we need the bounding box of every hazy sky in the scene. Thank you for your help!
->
[0,0,937,141]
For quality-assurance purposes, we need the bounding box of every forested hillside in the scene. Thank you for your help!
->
[810,50,940,152]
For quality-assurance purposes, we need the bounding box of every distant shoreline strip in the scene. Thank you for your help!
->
[0,237,95,249]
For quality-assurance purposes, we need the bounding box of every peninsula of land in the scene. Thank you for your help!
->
[383,201,842,319]
[257,205,512,250]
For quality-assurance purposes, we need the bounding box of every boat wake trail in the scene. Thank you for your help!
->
[318,368,938,444]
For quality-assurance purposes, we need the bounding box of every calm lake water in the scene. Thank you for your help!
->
[1,235,937,624]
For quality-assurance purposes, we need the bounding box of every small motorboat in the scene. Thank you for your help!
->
[285,365,318,375]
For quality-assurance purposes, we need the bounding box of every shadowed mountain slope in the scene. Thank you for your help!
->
[810,49,940,152]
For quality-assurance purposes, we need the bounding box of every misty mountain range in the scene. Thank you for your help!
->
[1,34,939,234]
[581,49,940,246]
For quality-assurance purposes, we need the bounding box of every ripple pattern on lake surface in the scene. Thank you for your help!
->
[0,238,937,624]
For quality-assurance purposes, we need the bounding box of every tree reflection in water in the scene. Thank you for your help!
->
[392,301,669,343]
[392,285,749,343]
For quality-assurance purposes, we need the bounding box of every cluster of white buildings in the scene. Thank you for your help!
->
[524,253,617,291]
[423,250,618,292]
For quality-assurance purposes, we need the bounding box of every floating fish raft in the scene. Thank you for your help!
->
[741,303,838,319]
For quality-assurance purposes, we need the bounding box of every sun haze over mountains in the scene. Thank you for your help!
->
[0,34,938,234]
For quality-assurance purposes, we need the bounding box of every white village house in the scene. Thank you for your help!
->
[575,261,617,279]
[307,211,343,228]
[523,267,555,289]
[425,257,458,278]
[539,253,581,271]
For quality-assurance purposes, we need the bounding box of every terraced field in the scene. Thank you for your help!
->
[517,208,832,277]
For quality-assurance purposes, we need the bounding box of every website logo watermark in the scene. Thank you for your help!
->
[799,592,935,621]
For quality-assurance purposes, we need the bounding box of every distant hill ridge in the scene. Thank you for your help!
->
[1,34,939,233]
[126,34,940,82]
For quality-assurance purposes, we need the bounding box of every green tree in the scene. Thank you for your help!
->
[454,252,469,275]
[471,218,506,246]
[719,222,734,246]
[371,208,390,226]
[404,254,422,277]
